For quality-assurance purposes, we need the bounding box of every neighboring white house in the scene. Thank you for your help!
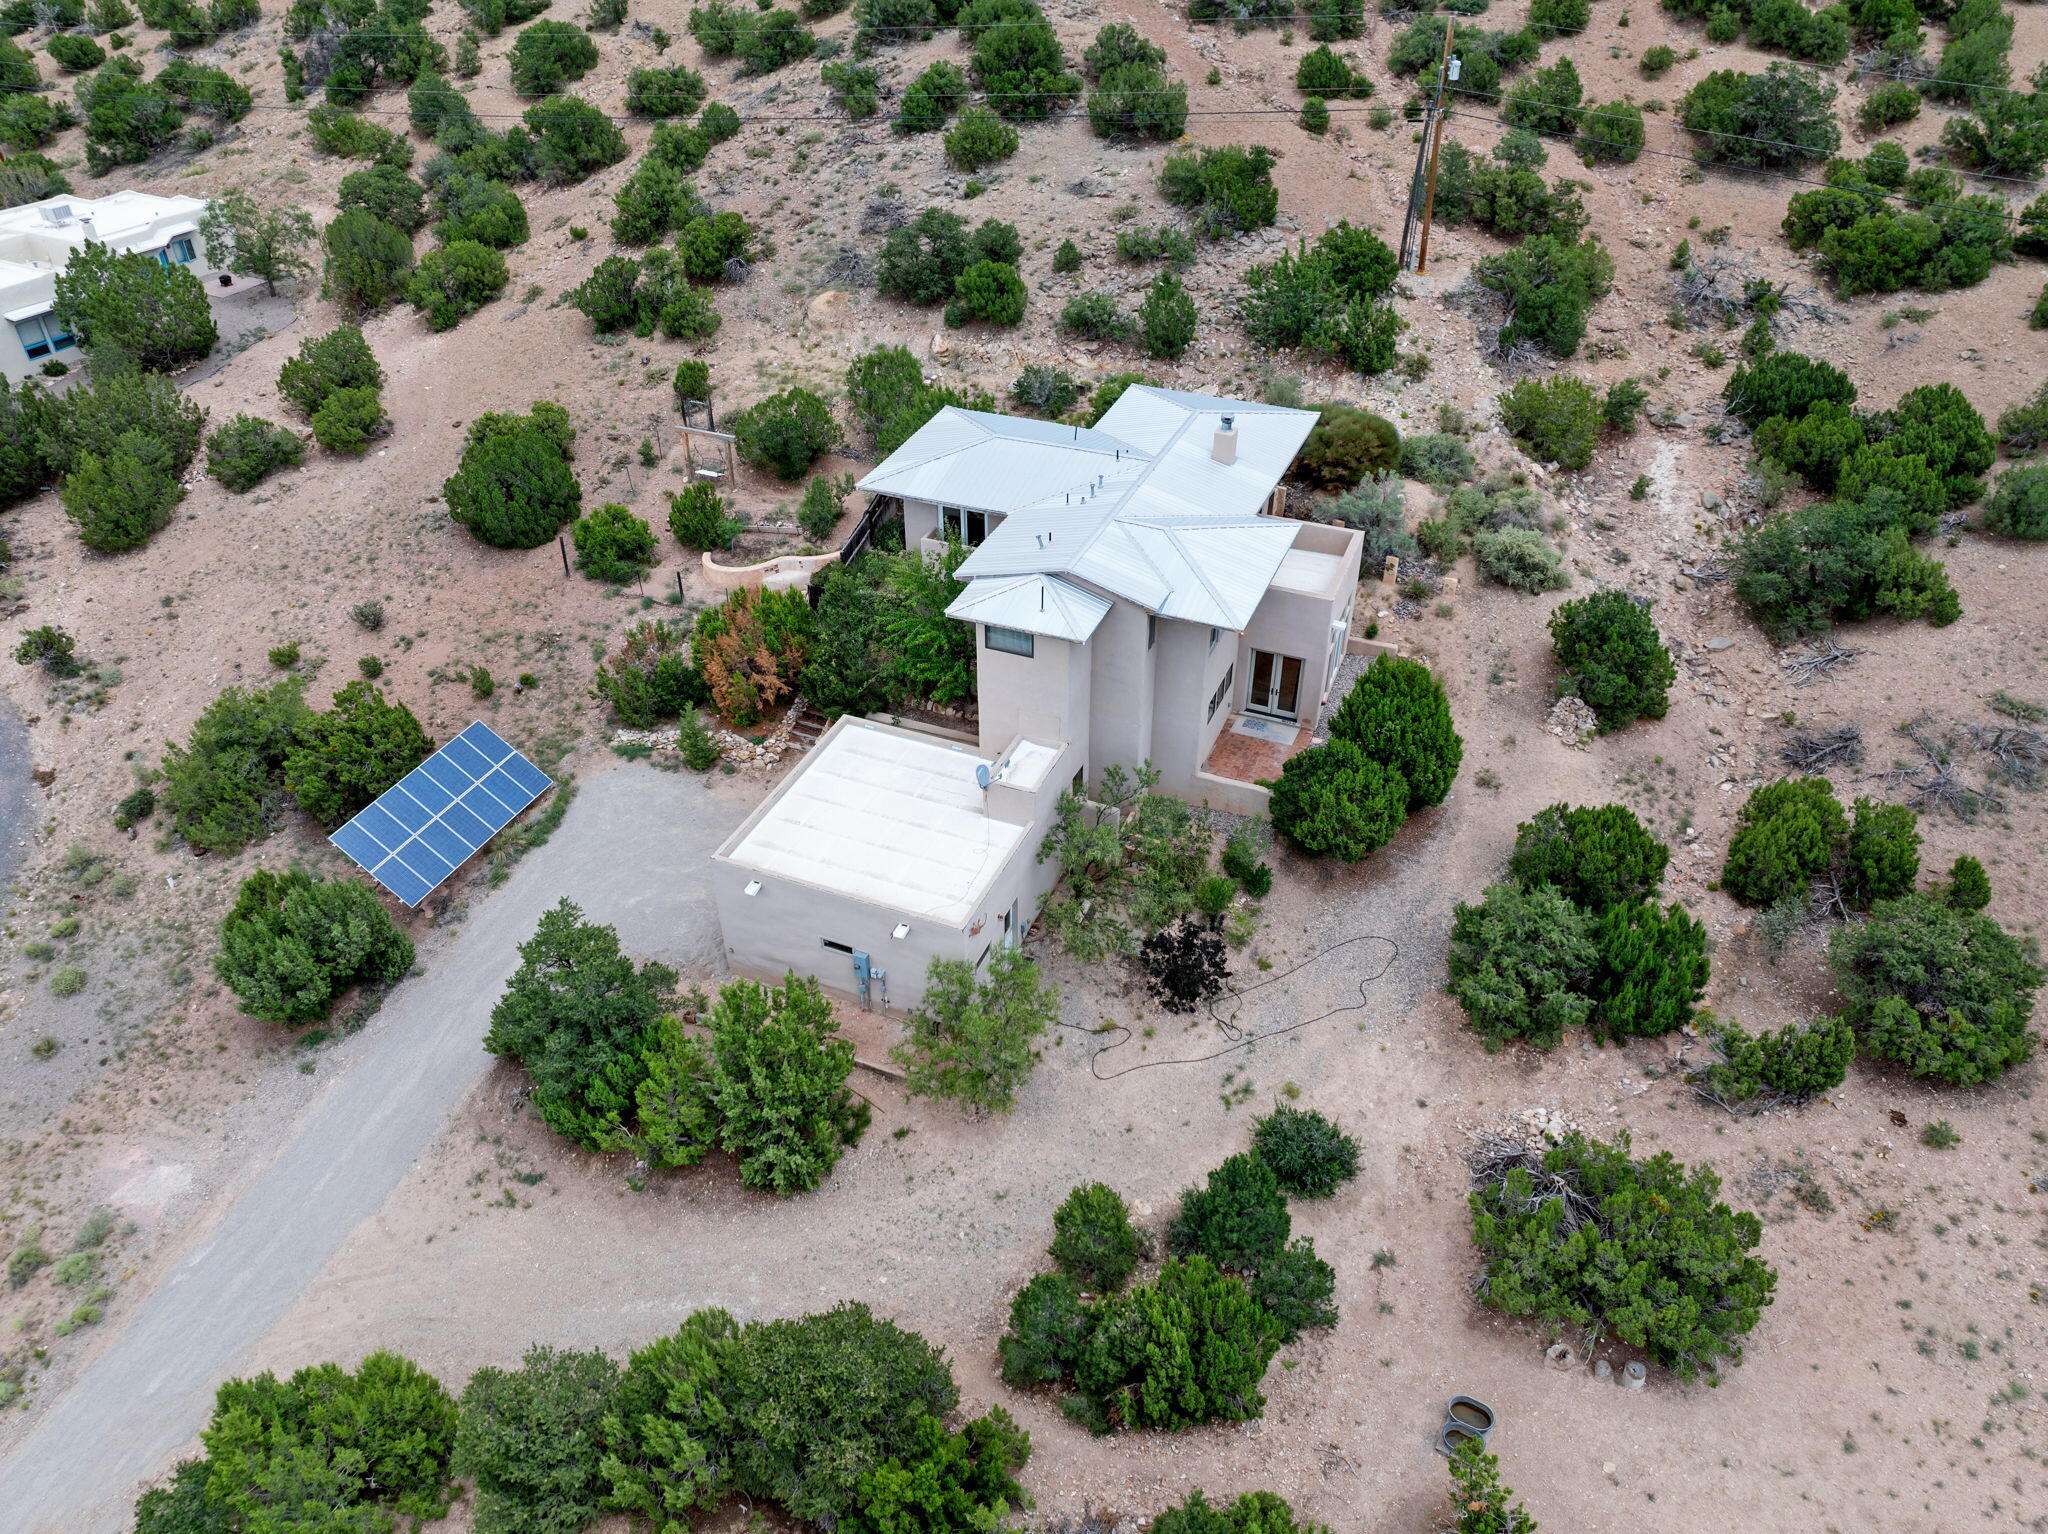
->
[712,386,1366,1009]
[0,192,215,382]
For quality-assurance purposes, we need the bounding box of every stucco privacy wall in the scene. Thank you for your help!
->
[711,717,1071,1010]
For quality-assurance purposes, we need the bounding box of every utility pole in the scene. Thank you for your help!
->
[1399,23,1456,272]
[1416,52,1460,274]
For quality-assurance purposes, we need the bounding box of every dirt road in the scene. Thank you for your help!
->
[0,762,745,1534]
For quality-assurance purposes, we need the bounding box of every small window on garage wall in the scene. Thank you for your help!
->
[985,625,1035,658]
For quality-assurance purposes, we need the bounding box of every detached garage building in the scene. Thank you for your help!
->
[711,716,1072,1010]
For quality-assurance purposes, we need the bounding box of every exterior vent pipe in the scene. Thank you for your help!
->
[1212,415,1238,466]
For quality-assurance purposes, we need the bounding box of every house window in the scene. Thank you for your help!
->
[1207,664,1235,721]
[939,505,991,546]
[1147,614,1157,649]
[985,625,1035,658]
[13,313,75,361]
[154,237,197,266]
[1208,626,1220,652]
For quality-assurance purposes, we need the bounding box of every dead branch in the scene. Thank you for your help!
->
[1781,725,1863,773]
[1884,715,2007,820]
[1781,640,1867,687]
[1667,250,1840,333]
[1966,722,2047,791]
[1681,560,1729,583]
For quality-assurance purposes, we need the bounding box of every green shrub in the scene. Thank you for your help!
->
[215,867,416,1023]
[572,502,657,582]
[431,174,530,248]
[1298,403,1400,488]
[310,386,390,455]
[945,259,1027,327]
[278,324,383,417]
[160,679,310,853]
[1679,62,1838,167]
[944,103,1017,169]
[1843,795,1919,906]
[1476,234,1614,358]
[997,1271,1093,1387]
[444,405,581,549]
[895,57,966,131]
[1448,880,1596,1050]
[1722,776,1846,907]
[1507,802,1666,910]
[453,1346,619,1534]
[80,61,184,171]
[1499,374,1601,469]
[282,678,431,828]
[407,239,508,330]
[321,210,415,314]
[1138,271,1198,360]
[47,33,106,71]
[1009,363,1084,417]
[1060,290,1133,341]
[114,786,156,829]
[1168,1152,1289,1273]
[729,386,841,480]
[1471,1132,1775,1379]
[625,63,706,116]
[205,413,304,494]
[482,897,676,1148]
[1699,1014,1854,1106]
[891,946,1058,1114]
[1548,590,1675,729]
[1474,526,1569,593]
[667,481,742,550]
[1397,433,1473,487]
[342,166,430,233]
[59,440,184,553]
[1074,1254,1280,1431]
[1982,463,2048,539]
[1049,1182,1148,1293]
[508,19,598,95]
[1587,898,1708,1042]
[876,208,1019,306]
[1945,853,1992,912]
[706,973,868,1193]
[1326,654,1462,809]
[1240,222,1400,374]
[51,241,217,373]
[797,471,851,542]
[1251,1105,1359,1198]
[1250,1237,1337,1343]
[1087,60,1188,141]
[1723,349,1856,426]
[1268,739,1407,861]
[842,1409,1030,1534]
[1160,143,1278,238]
[589,619,708,727]
[14,624,79,676]
[203,1353,456,1526]
[306,105,411,165]
[1831,892,2040,1085]
[1732,492,1959,638]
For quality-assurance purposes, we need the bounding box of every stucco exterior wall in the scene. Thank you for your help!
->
[974,628,1091,765]
[1147,616,1239,800]
[1083,597,1155,789]
[902,497,939,546]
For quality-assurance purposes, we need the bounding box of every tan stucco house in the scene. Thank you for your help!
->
[711,386,1364,1008]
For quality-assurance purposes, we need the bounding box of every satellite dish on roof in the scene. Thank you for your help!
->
[975,763,991,791]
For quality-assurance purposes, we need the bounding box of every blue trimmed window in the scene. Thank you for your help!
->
[14,313,76,360]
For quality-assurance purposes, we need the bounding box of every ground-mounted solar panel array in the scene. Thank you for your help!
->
[328,721,554,906]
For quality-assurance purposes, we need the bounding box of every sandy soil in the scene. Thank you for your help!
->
[1,0,2046,1526]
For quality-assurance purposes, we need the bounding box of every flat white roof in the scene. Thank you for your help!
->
[723,721,1025,927]
[1271,547,1345,597]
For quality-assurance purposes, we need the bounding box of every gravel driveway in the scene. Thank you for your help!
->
[0,763,744,1534]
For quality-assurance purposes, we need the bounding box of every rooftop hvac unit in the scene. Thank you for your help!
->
[39,204,73,226]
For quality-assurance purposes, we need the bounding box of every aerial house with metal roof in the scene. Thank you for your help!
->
[711,386,1364,1010]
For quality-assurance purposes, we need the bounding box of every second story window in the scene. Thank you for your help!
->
[1207,665,1235,721]
[940,505,992,546]
[985,625,1035,658]
[1147,614,1158,648]
[1208,626,1220,652]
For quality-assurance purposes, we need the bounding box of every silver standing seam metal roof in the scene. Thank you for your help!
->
[943,572,1114,642]
[855,386,1318,632]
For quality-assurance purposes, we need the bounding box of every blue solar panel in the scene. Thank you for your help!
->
[329,721,553,906]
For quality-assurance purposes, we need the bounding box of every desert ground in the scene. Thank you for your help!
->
[1,0,2046,1529]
